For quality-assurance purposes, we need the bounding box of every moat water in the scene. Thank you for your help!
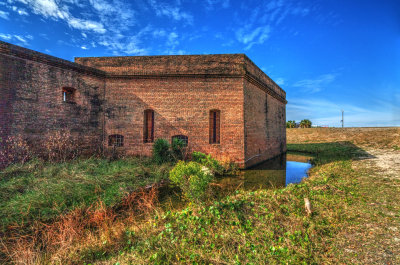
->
[214,152,313,192]
[159,152,313,208]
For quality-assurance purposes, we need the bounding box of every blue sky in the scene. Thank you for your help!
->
[0,0,399,127]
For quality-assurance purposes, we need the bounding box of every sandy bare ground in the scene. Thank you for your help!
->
[342,147,400,264]
[355,148,400,178]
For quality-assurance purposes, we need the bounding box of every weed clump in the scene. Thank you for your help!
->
[192,151,236,175]
[152,139,171,164]
[169,161,214,202]
[153,138,189,164]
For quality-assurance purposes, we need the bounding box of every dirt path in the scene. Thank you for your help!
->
[356,148,400,178]
[339,147,400,264]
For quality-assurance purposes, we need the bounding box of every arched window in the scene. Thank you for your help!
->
[144,109,154,143]
[62,87,75,103]
[108,134,124,147]
[172,135,188,147]
[209,109,220,144]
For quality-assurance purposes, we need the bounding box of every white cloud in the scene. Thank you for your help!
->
[11,5,29,15]
[0,33,12,40]
[0,33,33,44]
[10,0,107,33]
[293,74,336,93]
[0,10,9,19]
[275,78,285,86]
[14,35,28,43]
[153,29,166,37]
[148,0,193,25]
[235,0,311,50]
[287,98,400,127]
[68,17,106,33]
[167,32,178,47]
[81,45,88,49]
[236,25,270,50]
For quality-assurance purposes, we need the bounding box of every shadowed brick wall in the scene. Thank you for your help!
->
[244,81,286,167]
[242,56,287,167]
[0,41,105,167]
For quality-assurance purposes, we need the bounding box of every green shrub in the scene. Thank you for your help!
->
[169,161,214,201]
[171,138,186,161]
[191,151,225,175]
[153,139,171,164]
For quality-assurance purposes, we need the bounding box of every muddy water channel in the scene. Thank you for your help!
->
[159,152,313,208]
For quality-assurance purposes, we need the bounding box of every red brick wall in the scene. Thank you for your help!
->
[0,42,286,169]
[104,76,245,165]
[76,54,287,168]
[243,80,286,168]
[0,42,105,166]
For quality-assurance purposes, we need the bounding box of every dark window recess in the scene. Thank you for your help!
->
[209,109,221,144]
[62,87,75,103]
[172,135,188,146]
[144,109,154,143]
[108,134,124,147]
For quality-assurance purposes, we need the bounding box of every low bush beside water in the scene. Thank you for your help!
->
[191,151,225,175]
[169,161,214,202]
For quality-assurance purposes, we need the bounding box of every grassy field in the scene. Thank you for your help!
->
[1,128,399,264]
[287,127,400,149]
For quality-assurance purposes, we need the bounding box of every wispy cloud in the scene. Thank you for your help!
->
[206,0,230,10]
[236,25,270,50]
[287,98,400,127]
[10,5,29,15]
[0,33,33,44]
[5,0,150,55]
[8,0,106,33]
[275,78,285,86]
[293,74,336,93]
[0,10,9,19]
[0,33,12,40]
[148,0,193,25]
[234,0,311,50]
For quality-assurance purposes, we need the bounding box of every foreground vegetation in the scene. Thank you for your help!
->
[0,157,171,229]
[1,128,399,264]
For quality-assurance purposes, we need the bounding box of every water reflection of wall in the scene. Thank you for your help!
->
[216,154,286,191]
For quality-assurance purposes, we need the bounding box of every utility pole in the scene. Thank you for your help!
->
[341,110,344,128]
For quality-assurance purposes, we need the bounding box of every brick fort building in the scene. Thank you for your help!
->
[0,41,287,168]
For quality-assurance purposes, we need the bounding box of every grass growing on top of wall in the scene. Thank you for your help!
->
[0,157,172,230]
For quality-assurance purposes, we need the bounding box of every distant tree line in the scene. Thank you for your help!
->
[286,119,312,128]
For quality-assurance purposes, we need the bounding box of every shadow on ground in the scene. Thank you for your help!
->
[287,141,375,165]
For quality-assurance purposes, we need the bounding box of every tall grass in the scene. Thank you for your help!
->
[0,156,171,230]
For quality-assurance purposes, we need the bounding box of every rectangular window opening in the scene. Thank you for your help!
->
[209,110,220,144]
[144,109,154,143]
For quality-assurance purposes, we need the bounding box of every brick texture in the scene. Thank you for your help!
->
[0,41,105,167]
[0,41,286,168]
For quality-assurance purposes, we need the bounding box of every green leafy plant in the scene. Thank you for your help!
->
[152,139,171,164]
[169,161,214,201]
[171,138,187,161]
[191,151,225,175]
